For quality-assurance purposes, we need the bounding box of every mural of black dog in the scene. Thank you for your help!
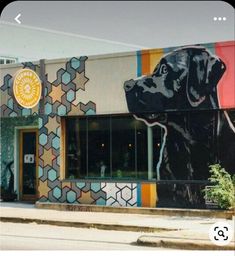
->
[124,46,235,181]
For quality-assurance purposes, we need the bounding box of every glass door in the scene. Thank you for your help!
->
[20,129,38,201]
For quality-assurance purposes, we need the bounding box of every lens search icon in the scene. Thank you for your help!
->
[215,227,228,241]
[209,221,234,246]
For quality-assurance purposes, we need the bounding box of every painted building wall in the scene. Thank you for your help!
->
[38,54,155,206]
[1,41,234,117]
[0,40,234,207]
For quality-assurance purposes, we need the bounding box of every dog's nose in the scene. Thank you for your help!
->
[124,79,135,92]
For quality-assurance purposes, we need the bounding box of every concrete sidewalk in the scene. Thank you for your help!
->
[0,202,234,250]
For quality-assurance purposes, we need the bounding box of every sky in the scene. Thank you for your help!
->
[1,1,234,49]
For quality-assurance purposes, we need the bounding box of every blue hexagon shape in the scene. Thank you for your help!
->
[86,109,96,115]
[39,133,47,146]
[45,103,52,115]
[57,104,66,116]
[39,117,43,129]
[52,136,60,149]
[66,90,75,102]
[96,198,106,206]
[9,111,17,117]
[70,58,80,70]
[76,182,86,189]
[44,87,48,96]
[22,108,31,116]
[66,190,76,203]
[38,166,43,178]
[62,71,71,85]
[7,98,13,109]
[56,155,60,166]
[53,186,62,199]
[91,183,101,193]
[48,168,57,181]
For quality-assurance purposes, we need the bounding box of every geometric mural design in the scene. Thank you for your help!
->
[38,180,140,206]
[43,56,96,117]
[0,56,99,204]
[102,183,138,206]
[38,56,97,203]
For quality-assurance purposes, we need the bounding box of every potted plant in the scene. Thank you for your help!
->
[203,164,235,210]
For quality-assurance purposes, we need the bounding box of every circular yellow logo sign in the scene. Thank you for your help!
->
[13,69,42,109]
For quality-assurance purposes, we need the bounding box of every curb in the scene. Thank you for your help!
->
[137,235,235,250]
[35,202,234,219]
[0,216,177,233]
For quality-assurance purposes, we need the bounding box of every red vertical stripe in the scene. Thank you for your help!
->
[215,41,235,109]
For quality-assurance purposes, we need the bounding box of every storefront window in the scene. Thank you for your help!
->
[65,115,150,180]
[188,111,216,180]
[66,117,87,179]
[88,117,110,178]
[136,120,148,179]
[64,110,232,181]
[112,116,135,178]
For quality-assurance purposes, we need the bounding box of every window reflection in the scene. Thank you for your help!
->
[112,116,135,178]
[66,118,86,179]
[136,120,148,179]
[88,117,110,178]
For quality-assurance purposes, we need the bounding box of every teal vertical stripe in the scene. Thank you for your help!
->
[137,51,142,77]
[163,46,178,54]
[203,43,215,54]
[137,183,141,207]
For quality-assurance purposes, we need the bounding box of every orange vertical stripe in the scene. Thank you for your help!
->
[141,183,150,207]
[141,183,157,207]
[141,50,150,75]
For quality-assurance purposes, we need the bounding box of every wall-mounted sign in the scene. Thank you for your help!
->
[24,154,35,164]
[13,69,42,109]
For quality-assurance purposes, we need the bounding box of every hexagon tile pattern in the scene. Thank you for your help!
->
[44,56,96,117]
[42,181,139,206]
[38,56,96,202]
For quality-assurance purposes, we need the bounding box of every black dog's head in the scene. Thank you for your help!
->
[124,47,226,122]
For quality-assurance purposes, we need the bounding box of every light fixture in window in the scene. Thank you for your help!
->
[101,143,105,147]
[128,143,132,148]
[90,121,99,130]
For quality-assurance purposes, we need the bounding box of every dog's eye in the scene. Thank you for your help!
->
[160,64,168,74]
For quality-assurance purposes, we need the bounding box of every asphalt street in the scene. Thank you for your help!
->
[0,222,167,250]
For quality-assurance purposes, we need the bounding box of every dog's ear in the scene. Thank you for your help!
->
[205,54,226,91]
[187,49,226,107]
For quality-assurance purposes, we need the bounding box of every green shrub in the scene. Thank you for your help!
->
[203,164,235,210]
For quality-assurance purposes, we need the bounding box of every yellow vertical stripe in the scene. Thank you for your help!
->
[149,49,164,73]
